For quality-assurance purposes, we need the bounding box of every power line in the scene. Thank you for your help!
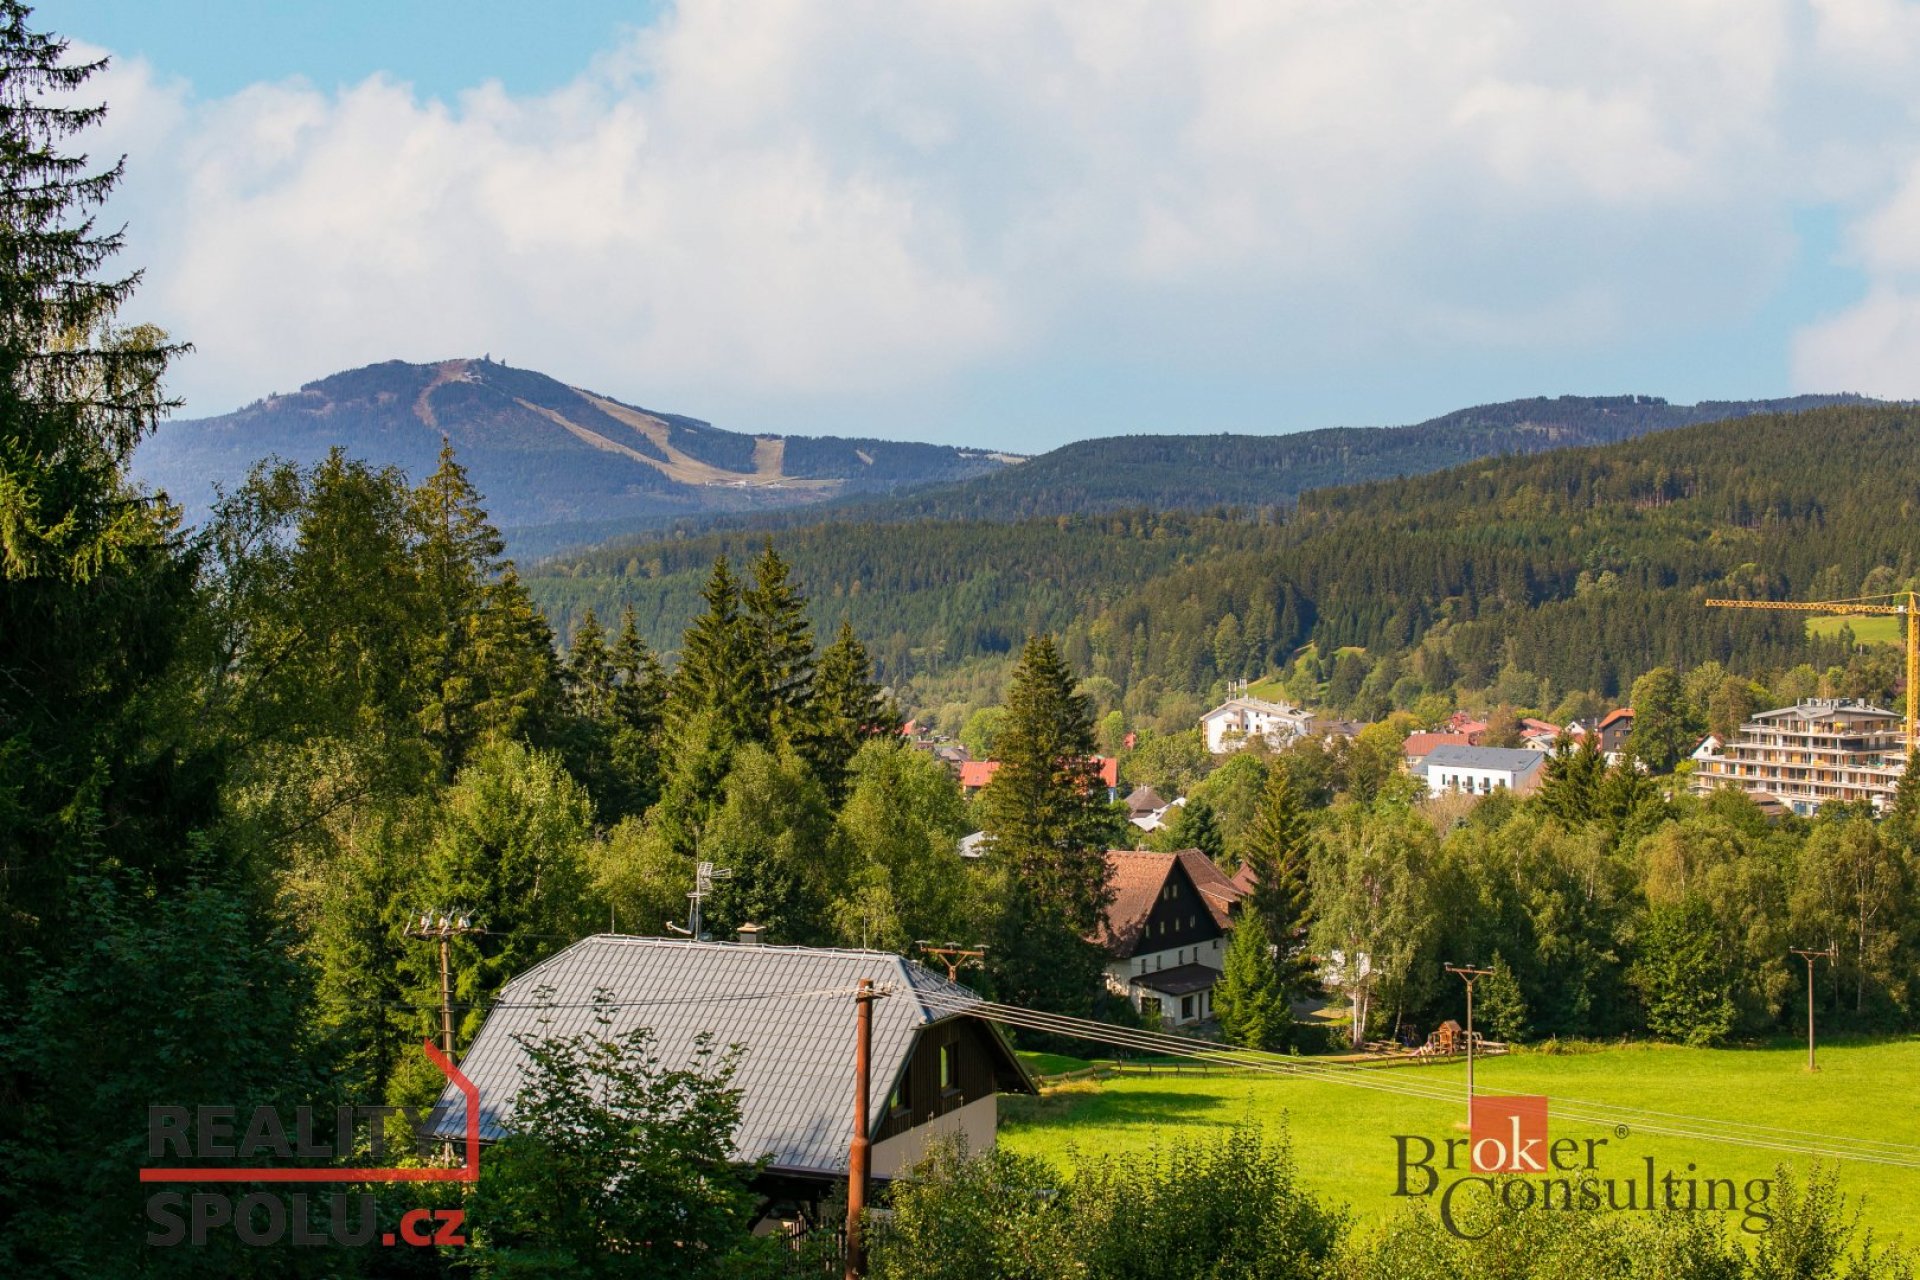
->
[910,990,1920,1170]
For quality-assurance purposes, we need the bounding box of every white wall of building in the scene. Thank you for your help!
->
[1202,702,1310,754]
[871,1094,998,1179]
[1103,938,1226,1025]
[1425,764,1534,797]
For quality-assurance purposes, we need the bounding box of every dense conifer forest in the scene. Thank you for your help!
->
[530,402,1920,728]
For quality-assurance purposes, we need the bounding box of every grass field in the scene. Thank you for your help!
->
[1807,614,1903,645]
[1000,1038,1920,1242]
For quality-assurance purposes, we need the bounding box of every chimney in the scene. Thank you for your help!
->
[737,923,763,946]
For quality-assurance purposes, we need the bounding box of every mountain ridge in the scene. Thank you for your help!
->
[132,356,1019,530]
[133,357,1884,556]
[810,392,1882,526]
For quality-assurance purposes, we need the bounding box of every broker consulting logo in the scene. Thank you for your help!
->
[141,1040,478,1250]
[1392,1094,1775,1238]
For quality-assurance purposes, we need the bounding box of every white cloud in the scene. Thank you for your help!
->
[75,1,1920,433]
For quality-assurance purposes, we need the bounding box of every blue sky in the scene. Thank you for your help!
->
[47,0,1920,450]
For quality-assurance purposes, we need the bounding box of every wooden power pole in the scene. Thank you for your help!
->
[845,978,879,1280]
[1792,946,1838,1072]
[1445,963,1494,1128]
[915,942,987,982]
[406,911,482,1058]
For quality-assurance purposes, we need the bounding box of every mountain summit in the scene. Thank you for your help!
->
[133,357,1017,532]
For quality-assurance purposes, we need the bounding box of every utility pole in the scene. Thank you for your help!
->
[915,941,987,982]
[406,912,482,1058]
[1791,946,1838,1072]
[1445,963,1494,1128]
[845,978,881,1280]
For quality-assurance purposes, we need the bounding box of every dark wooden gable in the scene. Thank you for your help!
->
[1131,855,1224,957]
[872,1016,1028,1144]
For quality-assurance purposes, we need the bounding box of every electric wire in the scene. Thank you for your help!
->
[910,988,1920,1170]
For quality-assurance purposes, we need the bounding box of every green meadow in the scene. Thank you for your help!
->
[1002,1039,1920,1243]
[1806,614,1904,645]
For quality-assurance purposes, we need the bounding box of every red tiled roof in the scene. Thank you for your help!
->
[958,760,998,789]
[1097,851,1172,953]
[1096,848,1245,955]
[959,756,1118,791]
[1520,718,1561,735]
[1404,731,1472,758]
[1230,861,1258,897]
[1598,707,1634,730]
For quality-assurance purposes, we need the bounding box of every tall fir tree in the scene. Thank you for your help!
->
[1539,734,1604,825]
[743,539,816,748]
[412,441,555,775]
[980,634,1119,1014]
[1238,764,1316,992]
[807,618,890,805]
[672,555,758,744]
[565,608,616,722]
[1215,905,1295,1051]
[0,13,318,1269]
[1174,796,1227,864]
[606,605,669,820]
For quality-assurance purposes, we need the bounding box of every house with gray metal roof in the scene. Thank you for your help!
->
[429,934,1034,1203]
[1418,744,1547,797]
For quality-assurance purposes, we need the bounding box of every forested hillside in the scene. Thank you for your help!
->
[811,392,1875,524]
[529,402,1920,729]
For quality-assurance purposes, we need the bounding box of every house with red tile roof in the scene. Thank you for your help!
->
[1095,849,1246,1026]
[1402,731,1473,771]
[958,756,1120,799]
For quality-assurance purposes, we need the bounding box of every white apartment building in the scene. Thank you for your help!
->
[1419,744,1547,797]
[1200,696,1313,755]
[1690,700,1907,816]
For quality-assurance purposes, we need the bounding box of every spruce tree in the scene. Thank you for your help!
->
[559,608,628,818]
[0,14,312,1267]
[1215,905,1295,1051]
[743,539,816,747]
[565,608,616,722]
[607,605,669,819]
[808,619,890,805]
[413,441,555,775]
[1238,764,1316,992]
[980,634,1119,1014]
[672,555,757,744]
[1175,796,1228,865]
[1539,734,1603,824]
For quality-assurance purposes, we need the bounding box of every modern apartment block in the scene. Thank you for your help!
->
[1689,700,1907,816]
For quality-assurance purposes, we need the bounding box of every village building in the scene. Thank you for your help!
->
[1689,700,1906,816]
[430,935,1035,1217]
[1566,707,1636,762]
[1402,731,1474,771]
[1124,785,1182,832]
[1095,849,1245,1025]
[1199,696,1313,754]
[959,756,1119,800]
[1417,744,1547,797]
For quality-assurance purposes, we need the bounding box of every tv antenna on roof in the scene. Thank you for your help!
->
[684,861,731,941]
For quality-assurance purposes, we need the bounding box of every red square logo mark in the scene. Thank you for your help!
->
[1470,1095,1548,1173]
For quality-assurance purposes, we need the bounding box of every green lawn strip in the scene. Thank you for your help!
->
[1000,1039,1920,1243]
[1805,614,1902,645]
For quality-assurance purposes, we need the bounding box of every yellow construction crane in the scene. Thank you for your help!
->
[1704,591,1920,754]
